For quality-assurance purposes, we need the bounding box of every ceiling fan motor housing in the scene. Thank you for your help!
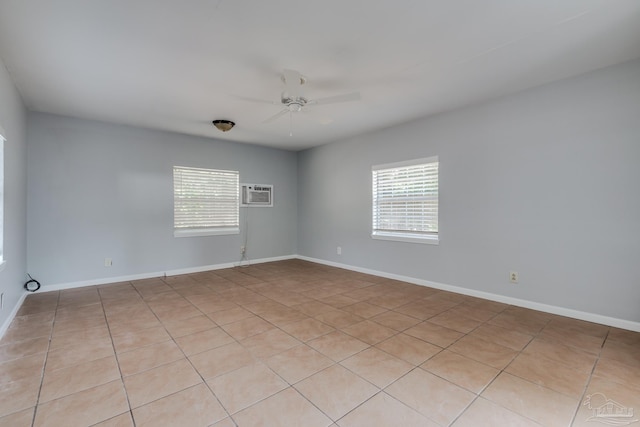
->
[282,96,307,112]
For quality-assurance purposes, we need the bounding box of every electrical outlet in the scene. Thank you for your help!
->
[337,246,342,255]
[104,258,112,267]
[240,246,246,255]
[509,271,519,284]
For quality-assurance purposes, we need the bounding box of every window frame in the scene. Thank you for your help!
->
[173,166,240,238]
[371,156,439,245]
[0,126,5,271]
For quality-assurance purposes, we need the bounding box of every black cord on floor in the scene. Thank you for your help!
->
[24,273,41,292]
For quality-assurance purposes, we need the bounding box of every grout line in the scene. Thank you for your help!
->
[98,283,138,427]
[30,290,60,427]
[569,327,609,427]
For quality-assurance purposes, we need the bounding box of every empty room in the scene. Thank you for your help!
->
[0,1,639,426]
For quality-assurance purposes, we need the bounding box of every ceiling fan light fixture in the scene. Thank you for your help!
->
[288,102,303,112]
[212,119,235,132]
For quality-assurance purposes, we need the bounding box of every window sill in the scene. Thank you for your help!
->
[174,228,239,238]
[372,232,439,245]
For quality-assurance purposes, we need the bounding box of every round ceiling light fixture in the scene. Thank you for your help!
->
[212,119,235,132]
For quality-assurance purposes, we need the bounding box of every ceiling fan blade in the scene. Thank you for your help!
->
[282,69,302,98]
[308,92,361,105]
[262,108,289,124]
[234,95,279,105]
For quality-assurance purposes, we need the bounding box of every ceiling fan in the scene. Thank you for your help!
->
[259,69,361,128]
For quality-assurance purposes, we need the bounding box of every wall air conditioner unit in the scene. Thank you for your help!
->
[241,184,273,207]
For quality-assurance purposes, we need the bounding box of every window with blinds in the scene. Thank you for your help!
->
[372,156,439,244]
[173,166,239,237]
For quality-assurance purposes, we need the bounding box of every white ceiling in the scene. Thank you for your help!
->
[1,1,639,151]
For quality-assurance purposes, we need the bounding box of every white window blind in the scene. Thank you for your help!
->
[372,156,439,244]
[173,166,239,237]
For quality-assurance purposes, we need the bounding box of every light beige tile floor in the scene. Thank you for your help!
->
[0,259,638,426]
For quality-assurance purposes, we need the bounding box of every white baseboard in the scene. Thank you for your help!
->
[0,291,28,341]
[16,254,640,333]
[296,255,640,332]
[39,254,297,292]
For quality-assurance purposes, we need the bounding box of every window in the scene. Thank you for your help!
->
[372,156,439,244]
[0,127,4,270]
[173,166,239,237]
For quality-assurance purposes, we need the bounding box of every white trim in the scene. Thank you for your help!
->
[37,254,296,292]
[372,155,438,171]
[0,130,4,272]
[296,255,640,332]
[174,227,240,237]
[372,233,439,245]
[0,291,28,341]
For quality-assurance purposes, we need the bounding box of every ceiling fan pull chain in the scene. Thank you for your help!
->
[289,111,293,137]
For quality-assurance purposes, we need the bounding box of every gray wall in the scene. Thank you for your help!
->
[298,59,640,323]
[0,57,28,328]
[27,114,297,286]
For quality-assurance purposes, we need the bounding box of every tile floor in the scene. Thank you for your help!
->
[0,259,638,426]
